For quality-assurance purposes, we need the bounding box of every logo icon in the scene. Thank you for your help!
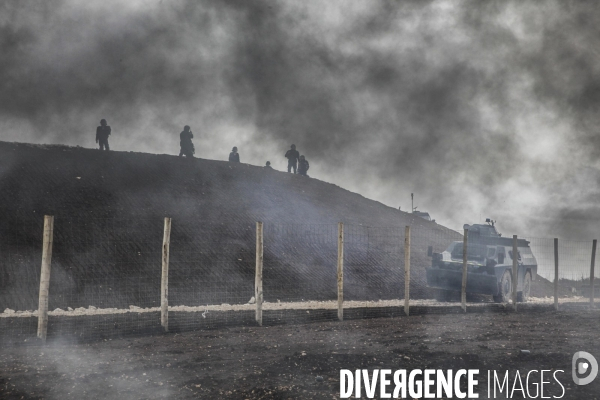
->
[572,351,598,385]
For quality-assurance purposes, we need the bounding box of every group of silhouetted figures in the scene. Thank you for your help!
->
[95,120,310,176]
[283,144,309,176]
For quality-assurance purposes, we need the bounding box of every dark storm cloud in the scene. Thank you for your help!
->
[3,2,192,124]
[1,0,600,238]
[524,2,600,154]
[225,0,530,222]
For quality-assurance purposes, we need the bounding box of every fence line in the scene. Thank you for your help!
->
[1,215,599,345]
[460,228,467,312]
[555,238,559,311]
[36,215,54,342]
[404,226,410,316]
[337,222,344,322]
[255,221,263,327]
[512,235,518,312]
[160,217,171,332]
[590,239,596,306]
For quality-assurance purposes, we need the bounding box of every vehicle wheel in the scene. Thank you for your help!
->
[517,271,532,302]
[495,270,512,303]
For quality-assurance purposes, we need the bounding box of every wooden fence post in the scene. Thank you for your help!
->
[161,217,171,332]
[255,222,264,326]
[554,238,559,311]
[337,222,344,321]
[590,239,596,307]
[512,235,518,311]
[37,215,54,342]
[404,226,411,316]
[461,229,468,312]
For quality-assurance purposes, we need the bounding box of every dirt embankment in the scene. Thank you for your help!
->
[0,142,455,312]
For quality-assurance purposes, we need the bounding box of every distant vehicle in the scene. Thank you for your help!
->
[413,211,432,221]
[426,219,537,303]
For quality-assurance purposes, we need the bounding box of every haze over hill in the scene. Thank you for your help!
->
[0,141,458,312]
[0,141,442,228]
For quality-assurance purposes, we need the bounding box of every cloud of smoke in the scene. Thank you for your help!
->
[1,0,600,238]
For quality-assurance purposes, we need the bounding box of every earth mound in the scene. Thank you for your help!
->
[0,141,455,311]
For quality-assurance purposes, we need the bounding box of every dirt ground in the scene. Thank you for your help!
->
[1,309,599,400]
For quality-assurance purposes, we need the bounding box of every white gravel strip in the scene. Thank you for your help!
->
[0,296,591,319]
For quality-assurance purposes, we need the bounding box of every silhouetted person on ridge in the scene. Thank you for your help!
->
[298,155,309,176]
[285,144,299,173]
[229,146,240,162]
[179,125,194,158]
[264,161,273,169]
[96,119,111,151]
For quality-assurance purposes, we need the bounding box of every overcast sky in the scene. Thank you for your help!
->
[2,0,600,239]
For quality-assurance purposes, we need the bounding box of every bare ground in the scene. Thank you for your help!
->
[1,308,599,400]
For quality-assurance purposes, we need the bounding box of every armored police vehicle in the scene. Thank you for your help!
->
[426,220,537,302]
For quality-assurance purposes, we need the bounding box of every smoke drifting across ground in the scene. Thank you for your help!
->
[2,0,600,238]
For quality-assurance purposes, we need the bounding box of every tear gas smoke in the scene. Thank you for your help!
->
[1,0,600,239]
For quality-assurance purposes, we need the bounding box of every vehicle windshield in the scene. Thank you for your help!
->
[449,242,489,260]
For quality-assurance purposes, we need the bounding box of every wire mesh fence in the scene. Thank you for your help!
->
[345,225,404,301]
[261,223,338,325]
[407,224,464,315]
[528,237,597,305]
[1,216,598,345]
[0,216,44,343]
[168,221,256,331]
